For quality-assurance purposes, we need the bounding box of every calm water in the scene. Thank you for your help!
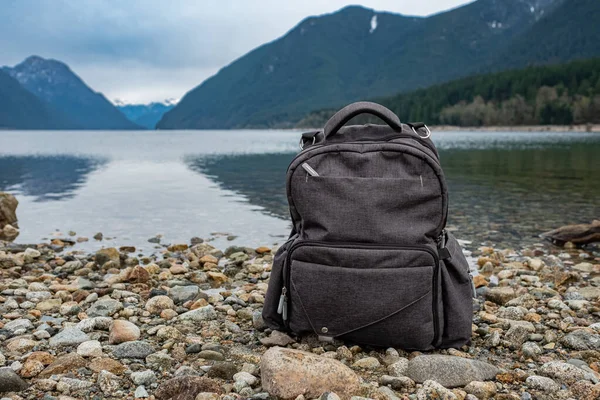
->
[1,130,599,253]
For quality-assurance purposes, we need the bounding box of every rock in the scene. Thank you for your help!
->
[207,271,228,286]
[4,318,33,334]
[147,352,175,371]
[233,371,257,387]
[49,327,90,347]
[56,377,93,393]
[485,287,516,305]
[87,298,123,317]
[464,381,496,400]
[207,361,238,380]
[525,376,560,392]
[94,232,104,240]
[135,385,150,398]
[0,193,18,228]
[561,330,600,350]
[539,361,587,384]
[77,340,103,357]
[89,357,126,375]
[579,287,600,301]
[406,355,499,388]
[1,224,19,240]
[387,358,409,377]
[113,341,155,359]
[260,347,361,400]
[76,316,113,332]
[195,392,219,400]
[36,298,62,312]
[416,380,457,400]
[98,370,120,395]
[128,265,151,283]
[168,244,189,252]
[6,337,37,353]
[380,375,415,390]
[259,330,295,347]
[170,285,199,304]
[40,354,87,377]
[521,342,542,359]
[154,376,221,400]
[95,247,120,266]
[0,367,28,392]
[352,357,381,369]
[252,310,267,330]
[179,305,217,322]
[20,359,45,378]
[571,380,600,400]
[131,370,157,386]
[109,320,141,344]
[145,295,175,314]
[197,350,225,361]
[504,325,529,349]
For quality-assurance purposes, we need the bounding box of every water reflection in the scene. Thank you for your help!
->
[0,155,106,201]
[190,142,600,248]
[186,153,295,218]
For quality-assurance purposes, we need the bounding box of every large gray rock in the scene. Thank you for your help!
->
[49,327,90,347]
[406,355,499,388]
[0,367,28,393]
[113,341,155,359]
[0,193,18,229]
[170,285,199,304]
[539,361,587,384]
[87,298,123,317]
[260,347,361,400]
[560,330,600,350]
[179,305,217,322]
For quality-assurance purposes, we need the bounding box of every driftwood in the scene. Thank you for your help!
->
[541,220,600,246]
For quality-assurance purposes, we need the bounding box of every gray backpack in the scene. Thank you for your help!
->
[263,102,474,350]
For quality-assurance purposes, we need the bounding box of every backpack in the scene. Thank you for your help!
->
[263,102,474,350]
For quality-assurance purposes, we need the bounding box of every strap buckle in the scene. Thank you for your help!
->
[411,124,432,139]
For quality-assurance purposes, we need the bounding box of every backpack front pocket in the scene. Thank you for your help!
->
[284,242,441,350]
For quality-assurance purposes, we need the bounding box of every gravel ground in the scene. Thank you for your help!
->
[0,236,598,400]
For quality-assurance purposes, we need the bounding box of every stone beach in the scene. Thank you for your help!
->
[0,234,597,400]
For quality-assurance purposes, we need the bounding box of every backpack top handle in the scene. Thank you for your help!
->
[324,101,403,140]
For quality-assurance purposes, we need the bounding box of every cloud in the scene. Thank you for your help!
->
[0,0,472,103]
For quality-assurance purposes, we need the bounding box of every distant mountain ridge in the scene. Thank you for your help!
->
[0,69,79,130]
[156,0,597,129]
[2,56,141,130]
[116,100,176,129]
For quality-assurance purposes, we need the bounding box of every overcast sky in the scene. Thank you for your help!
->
[1,0,472,104]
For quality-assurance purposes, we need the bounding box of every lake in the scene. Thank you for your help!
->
[1,130,599,253]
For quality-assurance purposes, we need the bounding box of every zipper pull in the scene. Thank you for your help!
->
[437,229,451,260]
[277,287,287,314]
[302,163,319,177]
[282,295,288,321]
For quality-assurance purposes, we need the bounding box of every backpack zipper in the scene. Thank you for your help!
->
[279,240,441,344]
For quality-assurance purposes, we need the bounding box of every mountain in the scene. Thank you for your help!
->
[3,56,141,130]
[0,69,78,129]
[157,0,582,129]
[298,58,600,127]
[492,0,600,69]
[116,100,176,129]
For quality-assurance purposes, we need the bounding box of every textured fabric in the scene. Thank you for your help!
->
[262,102,472,350]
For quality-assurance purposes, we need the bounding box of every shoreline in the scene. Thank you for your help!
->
[430,124,600,133]
[0,237,598,399]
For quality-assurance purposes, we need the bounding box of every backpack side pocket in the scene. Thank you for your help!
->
[440,231,474,348]
[262,235,296,330]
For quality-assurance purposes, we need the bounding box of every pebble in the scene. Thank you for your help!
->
[539,361,587,384]
[49,327,90,347]
[0,367,28,393]
[406,355,499,388]
[525,375,560,392]
[109,320,141,344]
[76,340,103,357]
[112,341,155,359]
[131,370,157,386]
